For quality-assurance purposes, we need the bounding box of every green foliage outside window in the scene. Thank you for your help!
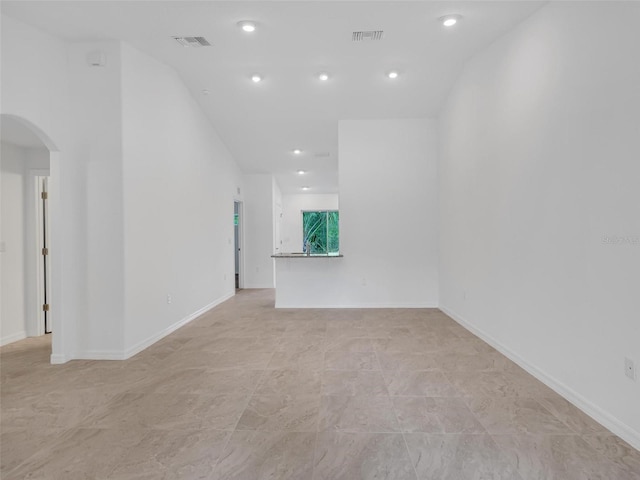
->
[303,211,339,254]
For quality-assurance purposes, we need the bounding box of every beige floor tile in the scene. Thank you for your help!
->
[189,335,281,353]
[3,428,147,480]
[581,434,640,476]
[434,352,517,372]
[372,337,432,353]
[324,350,379,370]
[319,395,400,432]
[109,428,230,479]
[255,369,321,395]
[384,370,461,397]
[404,433,522,480]
[313,432,417,480]
[166,349,274,370]
[1,289,636,479]
[392,397,486,434]
[536,396,609,434]
[322,370,389,396]
[324,337,374,352]
[136,368,263,396]
[236,394,320,432]
[276,334,324,349]
[466,397,573,434]
[445,370,554,397]
[1,388,117,429]
[282,323,327,337]
[0,427,68,477]
[492,434,638,480]
[84,392,249,430]
[213,430,316,480]
[267,346,324,370]
[377,352,441,371]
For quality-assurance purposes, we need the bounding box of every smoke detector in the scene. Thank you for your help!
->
[172,36,211,47]
[352,30,384,42]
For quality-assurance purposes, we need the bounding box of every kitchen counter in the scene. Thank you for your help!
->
[271,253,343,258]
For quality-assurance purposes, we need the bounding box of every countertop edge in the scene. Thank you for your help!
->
[271,254,344,258]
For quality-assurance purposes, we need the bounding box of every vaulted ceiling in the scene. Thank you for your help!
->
[2,1,544,193]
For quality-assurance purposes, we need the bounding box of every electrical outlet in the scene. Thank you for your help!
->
[361,277,367,287]
[166,294,172,305]
[624,357,636,380]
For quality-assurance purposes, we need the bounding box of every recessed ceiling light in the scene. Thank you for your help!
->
[387,71,399,79]
[301,186,310,191]
[297,170,306,175]
[251,74,262,83]
[318,72,330,81]
[439,15,462,27]
[202,89,210,95]
[293,149,302,155]
[237,21,256,33]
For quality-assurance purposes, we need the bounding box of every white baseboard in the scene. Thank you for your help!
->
[0,330,27,346]
[440,304,640,452]
[275,303,439,309]
[71,350,127,361]
[122,292,234,359]
[56,292,234,363]
[50,353,69,364]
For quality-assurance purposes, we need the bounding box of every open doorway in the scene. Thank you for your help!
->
[1,116,52,347]
[234,201,244,290]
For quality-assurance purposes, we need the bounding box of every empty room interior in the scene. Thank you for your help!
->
[1,1,639,479]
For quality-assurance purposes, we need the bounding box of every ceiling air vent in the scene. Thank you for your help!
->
[352,30,384,42]
[172,36,211,47]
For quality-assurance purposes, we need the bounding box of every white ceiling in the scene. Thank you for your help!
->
[1,1,544,193]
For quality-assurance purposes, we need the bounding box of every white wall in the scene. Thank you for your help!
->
[276,119,439,308]
[438,3,640,447]
[68,41,126,357]
[243,174,276,288]
[281,194,339,253]
[121,43,242,354]
[1,143,27,345]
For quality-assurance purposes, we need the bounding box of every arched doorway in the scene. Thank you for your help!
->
[1,114,63,363]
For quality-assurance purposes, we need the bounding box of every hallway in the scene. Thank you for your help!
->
[1,289,638,479]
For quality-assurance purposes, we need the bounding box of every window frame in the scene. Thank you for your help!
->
[301,209,339,254]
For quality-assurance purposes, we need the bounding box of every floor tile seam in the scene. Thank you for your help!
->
[209,348,277,478]
[0,425,79,479]
[233,426,320,434]
[375,345,421,480]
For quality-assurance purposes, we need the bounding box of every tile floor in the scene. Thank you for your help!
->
[1,289,639,479]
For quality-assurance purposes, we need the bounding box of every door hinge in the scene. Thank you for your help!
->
[42,247,48,256]
[41,191,48,200]
[42,304,50,312]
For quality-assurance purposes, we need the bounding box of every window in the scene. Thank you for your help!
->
[302,210,339,254]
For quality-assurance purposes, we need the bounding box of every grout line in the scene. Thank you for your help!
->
[209,344,277,477]
[372,341,420,480]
